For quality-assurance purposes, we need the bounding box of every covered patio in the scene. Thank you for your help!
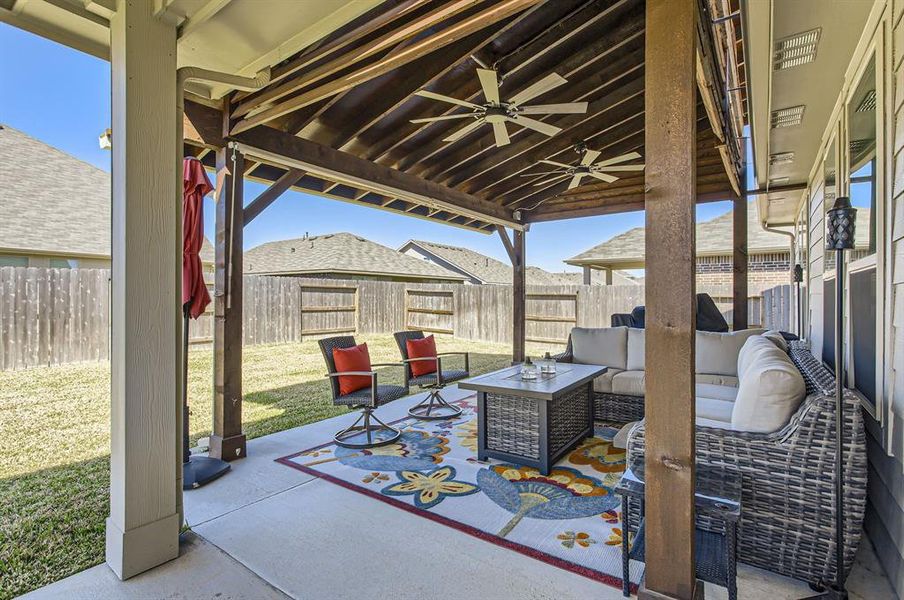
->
[1,0,887,598]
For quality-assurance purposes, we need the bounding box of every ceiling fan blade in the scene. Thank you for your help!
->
[517,102,588,115]
[416,90,482,110]
[596,164,645,172]
[539,159,573,168]
[589,172,619,183]
[442,118,485,142]
[510,115,561,137]
[477,68,500,104]
[533,173,571,187]
[492,121,510,147]
[519,170,566,177]
[509,72,568,105]
[567,174,583,190]
[580,149,601,166]
[594,151,642,167]
[409,113,475,124]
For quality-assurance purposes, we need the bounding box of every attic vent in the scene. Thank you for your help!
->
[769,177,790,186]
[773,28,820,71]
[290,247,295,253]
[856,89,876,113]
[770,105,805,129]
[355,236,365,242]
[769,151,795,165]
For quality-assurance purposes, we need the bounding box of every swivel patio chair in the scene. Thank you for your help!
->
[319,336,408,449]
[394,330,469,420]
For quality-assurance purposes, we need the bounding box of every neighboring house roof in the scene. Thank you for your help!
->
[400,239,639,285]
[245,233,466,281]
[0,124,215,264]
[566,201,792,269]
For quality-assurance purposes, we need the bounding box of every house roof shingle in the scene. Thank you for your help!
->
[401,240,639,285]
[0,124,215,264]
[245,233,466,281]
[566,201,791,268]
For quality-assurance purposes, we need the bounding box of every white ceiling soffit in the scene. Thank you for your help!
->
[0,0,383,98]
[743,0,872,226]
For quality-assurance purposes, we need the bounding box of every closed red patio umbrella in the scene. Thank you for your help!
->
[182,157,229,489]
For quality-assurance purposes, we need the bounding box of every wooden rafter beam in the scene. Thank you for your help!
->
[243,168,305,225]
[183,98,224,148]
[230,0,541,135]
[231,125,520,229]
[496,225,517,264]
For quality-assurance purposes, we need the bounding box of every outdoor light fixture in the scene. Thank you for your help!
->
[98,128,112,150]
[793,264,804,336]
[804,196,856,600]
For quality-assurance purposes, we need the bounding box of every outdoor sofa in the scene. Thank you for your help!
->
[556,326,867,587]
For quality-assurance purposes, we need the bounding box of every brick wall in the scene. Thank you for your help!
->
[694,251,790,288]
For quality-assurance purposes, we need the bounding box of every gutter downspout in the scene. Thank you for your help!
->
[174,66,269,518]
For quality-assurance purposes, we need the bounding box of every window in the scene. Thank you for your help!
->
[845,52,880,414]
[0,255,28,267]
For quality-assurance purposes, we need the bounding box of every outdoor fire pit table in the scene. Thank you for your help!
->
[459,363,607,475]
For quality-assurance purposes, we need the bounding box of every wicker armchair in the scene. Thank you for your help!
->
[394,330,469,419]
[553,340,644,423]
[319,336,408,448]
[625,343,867,587]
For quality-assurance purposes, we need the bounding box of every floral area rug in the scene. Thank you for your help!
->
[277,395,642,591]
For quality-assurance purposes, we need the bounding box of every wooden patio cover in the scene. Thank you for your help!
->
[182,0,746,230]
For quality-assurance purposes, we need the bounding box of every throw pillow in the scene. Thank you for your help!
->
[333,343,372,396]
[407,335,438,377]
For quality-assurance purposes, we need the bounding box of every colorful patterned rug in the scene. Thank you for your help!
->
[277,395,642,591]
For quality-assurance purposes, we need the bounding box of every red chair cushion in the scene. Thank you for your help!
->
[332,343,372,396]
[407,335,438,377]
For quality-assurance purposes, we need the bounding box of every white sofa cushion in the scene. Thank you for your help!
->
[611,370,646,397]
[696,396,735,424]
[763,330,789,352]
[732,344,805,433]
[695,373,740,387]
[592,369,622,393]
[737,335,784,378]
[696,328,766,377]
[695,383,739,402]
[626,328,645,371]
[572,327,628,370]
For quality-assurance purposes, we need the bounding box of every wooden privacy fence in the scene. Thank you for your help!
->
[761,284,792,331]
[0,266,780,370]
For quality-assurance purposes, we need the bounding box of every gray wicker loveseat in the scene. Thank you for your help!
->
[625,343,866,587]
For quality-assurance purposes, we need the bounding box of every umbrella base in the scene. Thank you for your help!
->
[183,456,230,490]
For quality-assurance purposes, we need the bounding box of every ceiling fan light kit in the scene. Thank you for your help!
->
[411,67,588,147]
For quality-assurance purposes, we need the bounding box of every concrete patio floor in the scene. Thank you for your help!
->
[25,386,896,600]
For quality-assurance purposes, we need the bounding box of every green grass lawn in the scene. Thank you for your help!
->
[0,334,529,599]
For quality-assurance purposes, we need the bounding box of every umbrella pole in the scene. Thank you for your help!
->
[182,303,230,490]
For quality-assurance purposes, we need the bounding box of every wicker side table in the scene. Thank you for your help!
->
[615,461,742,599]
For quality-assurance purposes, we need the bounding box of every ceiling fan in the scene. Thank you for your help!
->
[410,68,588,147]
[523,145,645,190]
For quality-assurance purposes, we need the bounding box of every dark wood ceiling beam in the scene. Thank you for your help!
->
[364,0,636,165]
[183,98,225,148]
[420,36,645,184]
[388,1,644,172]
[232,0,475,119]
[231,125,520,228]
[233,0,430,103]
[230,0,541,135]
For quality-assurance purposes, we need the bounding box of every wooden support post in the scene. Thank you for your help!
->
[106,0,181,580]
[642,1,698,599]
[512,229,526,363]
[583,266,592,285]
[212,132,247,461]
[604,268,613,286]
[732,168,748,331]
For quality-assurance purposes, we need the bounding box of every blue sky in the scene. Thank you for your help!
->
[0,23,736,272]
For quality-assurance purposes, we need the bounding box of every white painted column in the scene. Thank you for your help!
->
[106,0,182,580]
